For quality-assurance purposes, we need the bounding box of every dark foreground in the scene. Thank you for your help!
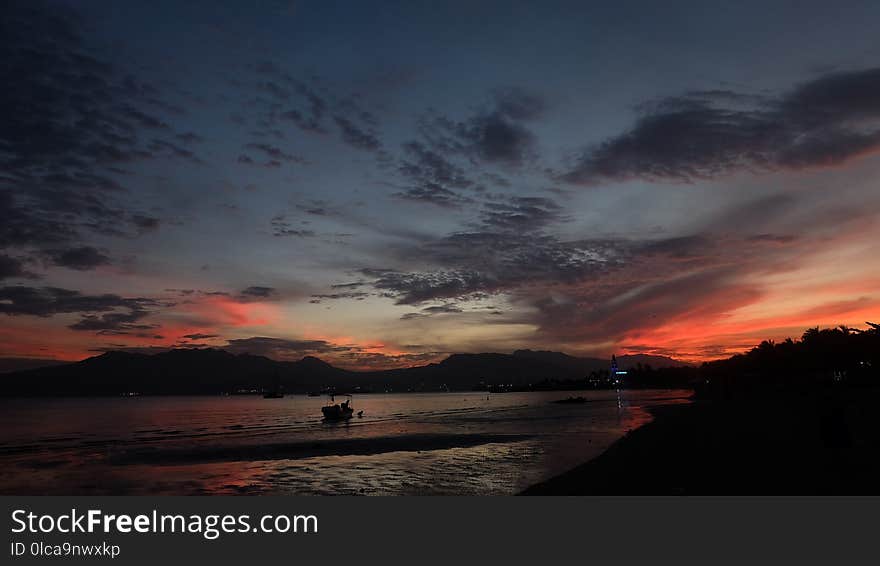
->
[524,386,880,495]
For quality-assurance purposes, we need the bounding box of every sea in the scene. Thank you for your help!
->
[0,389,690,495]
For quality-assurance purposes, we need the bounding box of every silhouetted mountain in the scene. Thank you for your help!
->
[616,354,692,369]
[513,350,606,373]
[0,342,718,397]
[0,349,355,396]
[0,347,633,396]
[0,358,70,374]
[512,349,689,372]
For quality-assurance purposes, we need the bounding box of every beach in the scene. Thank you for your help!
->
[523,386,880,495]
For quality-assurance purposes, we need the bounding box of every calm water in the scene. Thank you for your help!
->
[0,390,689,495]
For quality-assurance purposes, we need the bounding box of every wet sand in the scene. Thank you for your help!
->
[109,433,533,465]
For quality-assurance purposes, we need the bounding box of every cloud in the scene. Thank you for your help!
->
[0,285,164,332]
[400,303,462,320]
[392,140,477,206]
[419,87,544,167]
[245,59,386,154]
[0,2,198,273]
[270,215,316,237]
[131,214,160,232]
[238,286,277,301]
[309,291,369,303]
[280,108,327,134]
[44,246,111,271]
[0,254,34,280]
[182,333,219,340]
[393,183,474,208]
[564,67,880,184]
[391,87,545,207]
[223,336,351,359]
[295,202,330,216]
[458,111,537,165]
[243,143,305,165]
[477,196,567,232]
[147,139,201,163]
[359,229,625,305]
[68,310,157,332]
[334,116,381,151]
[491,87,546,121]
[175,132,203,144]
[398,141,474,190]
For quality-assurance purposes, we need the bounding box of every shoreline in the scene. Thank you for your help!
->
[521,401,693,495]
[522,387,880,495]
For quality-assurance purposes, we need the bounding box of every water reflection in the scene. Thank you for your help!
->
[0,390,689,495]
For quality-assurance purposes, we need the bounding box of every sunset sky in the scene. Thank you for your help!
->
[3,0,880,369]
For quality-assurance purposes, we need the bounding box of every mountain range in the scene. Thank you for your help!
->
[0,348,690,396]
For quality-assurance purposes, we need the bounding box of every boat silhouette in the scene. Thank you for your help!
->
[322,394,354,420]
[263,374,284,398]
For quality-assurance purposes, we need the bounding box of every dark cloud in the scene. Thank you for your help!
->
[0,2,197,270]
[359,230,625,305]
[280,108,327,134]
[391,88,544,207]
[164,288,230,299]
[147,139,201,163]
[182,333,219,340]
[296,202,329,216]
[564,67,880,184]
[401,303,462,320]
[491,87,546,121]
[393,183,474,208]
[398,142,473,189]
[458,112,536,165]
[245,59,385,154]
[238,286,277,300]
[0,285,163,332]
[356,188,811,313]
[309,291,369,303]
[223,336,351,359]
[175,132,203,144]
[244,143,305,165]
[0,189,76,248]
[334,116,381,151]
[131,214,160,232]
[393,139,478,207]
[503,201,829,347]
[477,196,566,232]
[68,310,157,332]
[0,254,33,280]
[270,215,316,237]
[528,266,761,346]
[415,87,544,167]
[745,233,798,244]
[45,246,111,271]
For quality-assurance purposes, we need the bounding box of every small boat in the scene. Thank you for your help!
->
[321,395,354,420]
[263,374,284,398]
[552,396,588,404]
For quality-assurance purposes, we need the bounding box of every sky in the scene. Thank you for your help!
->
[2,0,880,369]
